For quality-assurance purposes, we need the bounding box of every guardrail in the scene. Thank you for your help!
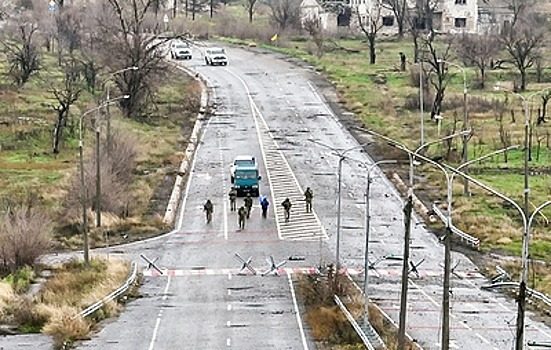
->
[432,204,480,249]
[76,262,138,319]
[334,295,377,350]
[481,281,551,308]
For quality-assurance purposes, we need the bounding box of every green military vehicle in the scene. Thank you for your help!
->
[230,156,261,196]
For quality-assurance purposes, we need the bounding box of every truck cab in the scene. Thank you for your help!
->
[232,166,261,197]
[230,155,256,182]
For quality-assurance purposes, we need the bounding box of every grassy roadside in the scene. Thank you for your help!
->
[0,47,200,345]
[235,37,551,258]
[0,258,133,348]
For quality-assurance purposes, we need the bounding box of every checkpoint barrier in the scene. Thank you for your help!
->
[76,262,138,319]
[432,204,480,249]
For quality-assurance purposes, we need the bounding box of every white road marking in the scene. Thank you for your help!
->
[226,338,231,346]
[177,117,213,231]
[287,274,309,350]
[147,275,172,350]
[217,136,229,240]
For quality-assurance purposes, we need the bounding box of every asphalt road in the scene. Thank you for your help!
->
[4,43,551,350]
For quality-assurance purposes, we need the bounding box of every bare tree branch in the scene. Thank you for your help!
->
[1,21,40,86]
[356,3,383,64]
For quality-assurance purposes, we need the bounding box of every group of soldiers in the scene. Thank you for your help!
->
[203,186,314,229]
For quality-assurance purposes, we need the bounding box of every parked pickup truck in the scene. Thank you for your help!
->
[205,47,228,66]
[170,41,192,60]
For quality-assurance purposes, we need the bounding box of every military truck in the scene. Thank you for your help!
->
[230,156,261,196]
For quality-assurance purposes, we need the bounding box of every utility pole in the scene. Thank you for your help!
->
[420,61,424,147]
[106,85,111,154]
[461,76,469,196]
[95,125,102,228]
[398,194,413,349]
[442,226,451,349]
[516,100,531,350]
[79,139,89,267]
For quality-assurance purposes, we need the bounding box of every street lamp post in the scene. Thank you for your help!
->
[416,61,425,146]
[495,86,551,349]
[352,125,514,350]
[352,127,467,349]
[364,160,397,328]
[79,95,129,267]
[104,66,138,155]
[438,59,469,195]
[309,140,370,273]
[398,145,518,350]
[442,162,551,350]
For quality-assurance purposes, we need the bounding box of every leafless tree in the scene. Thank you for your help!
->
[1,21,40,86]
[51,57,83,154]
[55,6,84,55]
[244,0,258,23]
[456,31,501,89]
[407,0,439,63]
[302,15,324,58]
[501,12,545,91]
[506,0,533,27]
[422,33,454,119]
[268,0,302,31]
[96,0,169,119]
[381,0,407,37]
[186,0,209,20]
[62,128,138,223]
[537,91,551,125]
[356,4,383,64]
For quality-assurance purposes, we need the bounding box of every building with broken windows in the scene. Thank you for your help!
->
[300,0,513,34]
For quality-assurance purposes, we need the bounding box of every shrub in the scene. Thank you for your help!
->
[61,128,138,226]
[3,265,35,293]
[8,297,48,332]
[41,305,91,348]
[0,205,53,272]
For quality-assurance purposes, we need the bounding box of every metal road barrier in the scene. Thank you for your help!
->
[482,281,551,308]
[76,262,138,319]
[432,204,480,249]
[334,295,384,350]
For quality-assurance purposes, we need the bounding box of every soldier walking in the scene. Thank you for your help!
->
[228,188,237,211]
[244,193,253,219]
[304,187,313,213]
[260,196,269,218]
[282,198,292,222]
[204,199,214,223]
[238,206,247,229]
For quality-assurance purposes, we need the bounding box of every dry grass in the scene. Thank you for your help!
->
[0,281,15,320]
[40,305,92,346]
[26,257,132,347]
[296,272,420,349]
